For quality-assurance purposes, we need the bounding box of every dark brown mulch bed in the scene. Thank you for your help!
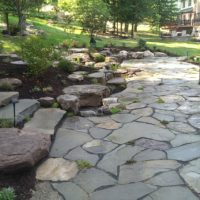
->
[0,66,93,99]
[0,169,36,200]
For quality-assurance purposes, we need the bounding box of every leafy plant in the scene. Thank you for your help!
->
[0,187,16,200]
[0,119,13,128]
[93,53,105,63]
[156,98,165,104]
[58,59,75,73]
[76,160,92,170]
[51,102,59,108]
[110,64,120,71]
[110,107,121,114]
[20,36,53,76]
[138,39,147,50]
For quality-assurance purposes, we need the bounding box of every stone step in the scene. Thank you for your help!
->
[0,92,19,107]
[0,99,40,124]
[107,78,127,93]
[23,108,66,136]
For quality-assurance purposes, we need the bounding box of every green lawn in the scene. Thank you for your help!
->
[0,17,200,57]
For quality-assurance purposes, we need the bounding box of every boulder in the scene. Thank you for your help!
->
[103,97,118,106]
[130,52,144,59]
[63,85,110,107]
[0,92,19,107]
[68,74,84,82]
[94,62,109,69]
[0,128,51,172]
[88,72,106,85]
[68,48,89,54]
[38,97,55,107]
[105,56,118,63]
[118,51,129,59]
[0,78,22,89]
[57,94,80,114]
[100,49,112,56]
[144,50,154,57]
[154,52,168,57]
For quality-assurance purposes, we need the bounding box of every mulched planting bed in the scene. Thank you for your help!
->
[0,169,36,200]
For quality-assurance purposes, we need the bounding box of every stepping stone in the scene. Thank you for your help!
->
[137,117,165,128]
[134,138,171,150]
[107,122,175,144]
[160,95,185,103]
[64,146,99,166]
[88,116,112,124]
[134,149,166,161]
[24,108,65,135]
[82,140,118,154]
[88,72,106,85]
[63,85,110,107]
[89,127,111,139]
[150,103,178,111]
[98,145,144,176]
[31,182,63,200]
[50,129,92,157]
[119,160,181,184]
[0,92,19,107]
[61,116,94,133]
[0,99,39,124]
[111,113,138,123]
[38,97,55,107]
[74,168,116,193]
[90,182,157,200]
[126,103,146,110]
[68,74,84,82]
[52,182,89,200]
[167,142,200,161]
[146,171,184,186]
[178,102,200,114]
[167,122,196,134]
[146,186,198,200]
[68,48,89,53]
[96,120,121,130]
[131,107,153,117]
[189,114,200,129]
[171,134,200,147]
[180,158,200,194]
[0,128,51,173]
[36,158,78,181]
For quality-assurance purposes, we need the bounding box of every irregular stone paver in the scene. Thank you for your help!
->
[98,145,144,175]
[171,134,200,147]
[61,116,94,133]
[160,95,185,103]
[50,129,92,157]
[90,182,157,200]
[111,113,138,123]
[167,122,196,134]
[36,158,78,181]
[131,107,153,117]
[150,103,178,111]
[146,171,184,186]
[147,186,199,200]
[96,121,121,130]
[126,103,146,110]
[107,122,175,144]
[153,112,175,122]
[89,127,111,139]
[88,116,112,124]
[167,142,200,161]
[180,158,200,193]
[82,140,118,154]
[189,114,200,129]
[64,146,99,166]
[31,182,63,200]
[134,138,171,150]
[119,160,181,184]
[134,149,166,161]
[52,182,89,200]
[178,102,200,114]
[74,168,116,193]
[24,108,65,135]
[137,117,165,128]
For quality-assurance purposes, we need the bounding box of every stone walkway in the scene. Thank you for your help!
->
[32,57,200,200]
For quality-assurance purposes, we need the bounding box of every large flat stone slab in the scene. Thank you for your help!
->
[0,99,39,124]
[189,114,200,129]
[167,142,200,161]
[52,182,89,200]
[167,122,196,134]
[63,85,110,107]
[0,92,19,106]
[24,108,65,135]
[107,122,175,144]
[36,158,78,181]
[111,114,138,123]
[178,102,200,114]
[180,158,200,193]
[98,145,144,175]
[150,103,178,111]
[119,160,181,184]
[74,168,116,193]
[0,128,50,172]
[89,127,111,139]
[90,182,157,200]
[50,129,92,157]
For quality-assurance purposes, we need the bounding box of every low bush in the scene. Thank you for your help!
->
[0,187,16,200]
[58,59,75,73]
[20,36,53,76]
[138,39,147,50]
[93,53,105,63]
[0,119,13,128]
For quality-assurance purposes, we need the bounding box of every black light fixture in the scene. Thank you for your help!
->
[11,97,18,127]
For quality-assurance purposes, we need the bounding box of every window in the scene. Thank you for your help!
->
[182,0,186,8]
[188,0,192,6]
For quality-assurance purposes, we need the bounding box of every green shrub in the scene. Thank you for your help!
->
[93,53,105,63]
[138,39,147,50]
[20,36,53,76]
[51,102,59,108]
[0,83,14,91]
[58,59,75,73]
[0,119,13,128]
[0,187,16,200]
[110,63,120,71]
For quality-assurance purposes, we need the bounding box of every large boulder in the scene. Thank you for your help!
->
[0,128,51,173]
[144,50,154,57]
[130,52,144,59]
[63,85,110,107]
[154,52,168,57]
[0,78,22,90]
[57,94,80,114]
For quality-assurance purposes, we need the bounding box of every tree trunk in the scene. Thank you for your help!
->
[125,23,129,33]
[131,23,134,38]
[18,14,26,35]
[4,12,10,34]
[120,22,123,36]
[134,23,138,32]
[116,21,119,36]
[113,20,116,35]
